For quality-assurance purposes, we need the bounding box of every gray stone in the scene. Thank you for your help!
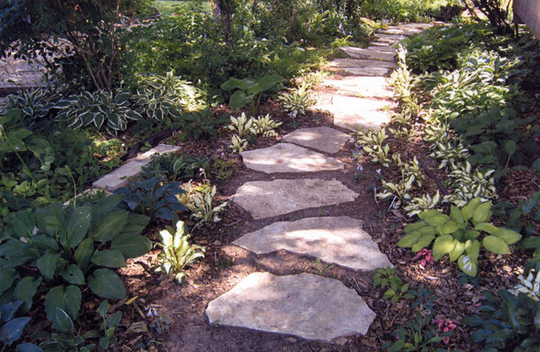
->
[206,272,376,341]
[240,143,344,174]
[378,28,422,36]
[233,216,392,270]
[341,67,390,76]
[92,144,181,191]
[370,41,393,47]
[329,58,396,69]
[282,126,350,154]
[366,45,397,53]
[322,76,393,99]
[314,95,393,131]
[338,46,395,62]
[374,33,406,44]
[233,179,358,219]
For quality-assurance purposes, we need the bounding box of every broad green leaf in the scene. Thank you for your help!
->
[99,300,109,319]
[121,214,150,236]
[442,220,459,234]
[450,206,464,226]
[53,308,74,333]
[519,237,540,249]
[533,158,540,172]
[397,231,422,248]
[91,195,122,223]
[404,221,427,233]
[91,250,126,268]
[0,317,31,345]
[228,91,254,111]
[425,214,449,227]
[88,269,126,300]
[221,78,247,91]
[0,268,18,296]
[418,209,442,220]
[9,211,35,238]
[462,198,482,221]
[248,74,285,95]
[74,238,94,270]
[464,230,481,240]
[483,236,510,255]
[65,206,91,248]
[432,235,457,261]
[504,140,517,156]
[474,222,499,234]
[44,285,82,329]
[493,228,521,245]
[411,234,435,252]
[458,255,478,277]
[472,201,492,224]
[16,343,43,352]
[14,277,42,312]
[110,234,151,258]
[418,225,436,236]
[465,240,480,261]
[91,211,128,243]
[37,251,60,282]
[449,241,466,262]
[59,265,85,285]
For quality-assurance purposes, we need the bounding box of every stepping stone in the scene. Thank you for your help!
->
[366,45,397,53]
[374,33,405,44]
[240,143,344,174]
[341,67,390,76]
[378,28,422,36]
[329,58,396,69]
[370,41,394,47]
[234,216,392,270]
[315,95,393,131]
[233,179,358,219]
[323,76,393,99]
[338,46,395,62]
[206,272,376,341]
[282,126,350,154]
[92,144,181,191]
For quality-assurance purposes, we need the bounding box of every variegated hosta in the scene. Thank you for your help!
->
[1,88,59,122]
[430,141,469,169]
[398,198,521,277]
[354,129,392,167]
[252,114,282,138]
[278,90,315,117]
[227,113,256,138]
[229,135,248,153]
[377,176,415,208]
[404,191,441,217]
[445,161,497,207]
[133,72,202,120]
[510,270,540,301]
[55,91,141,135]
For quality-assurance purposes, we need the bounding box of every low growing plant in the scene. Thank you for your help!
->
[373,267,415,305]
[398,198,521,276]
[183,182,228,224]
[221,74,285,115]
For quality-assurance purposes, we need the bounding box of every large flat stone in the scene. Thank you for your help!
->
[233,179,358,219]
[338,47,395,62]
[314,95,393,131]
[282,126,350,154]
[240,143,343,174]
[206,272,376,341]
[92,144,181,191]
[323,76,393,98]
[234,217,392,270]
[374,33,405,44]
[378,28,422,36]
[329,58,396,69]
[342,67,390,76]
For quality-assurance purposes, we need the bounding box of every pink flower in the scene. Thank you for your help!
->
[432,319,457,344]
[412,249,434,267]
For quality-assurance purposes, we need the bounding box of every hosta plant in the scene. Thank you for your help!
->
[377,176,414,208]
[183,182,228,224]
[445,162,497,207]
[354,129,391,167]
[398,198,521,276]
[278,89,315,117]
[510,270,540,302]
[373,267,416,305]
[0,196,151,333]
[55,90,142,135]
[156,220,205,284]
[221,74,285,114]
[227,113,256,138]
[229,135,248,154]
[404,192,441,217]
[463,290,540,352]
[252,114,282,138]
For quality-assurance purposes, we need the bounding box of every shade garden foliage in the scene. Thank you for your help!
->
[1,0,539,350]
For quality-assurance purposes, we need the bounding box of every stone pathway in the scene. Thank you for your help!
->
[206,24,432,342]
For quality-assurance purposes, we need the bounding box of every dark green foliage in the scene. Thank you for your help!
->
[172,109,229,141]
[140,153,212,183]
[463,290,540,351]
[0,301,32,348]
[494,191,540,241]
[0,196,151,337]
[114,177,187,221]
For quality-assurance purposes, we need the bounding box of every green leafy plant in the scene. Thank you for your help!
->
[227,113,256,138]
[140,153,212,183]
[211,159,235,181]
[55,91,142,135]
[377,176,415,208]
[229,135,248,154]
[404,192,441,217]
[463,290,540,351]
[183,182,228,224]
[0,301,33,349]
[494,191,540,240]
[251,114,282,138]
[156,220,205,284]
[398,198,522,277]
[445,162,497,207]
[221,74,285,114]
[354,129,391,167]
[114,177,187,221]
[510,270,540,302]
[0,196,151,334]
[373,267,415,305]
[278,89,315,117]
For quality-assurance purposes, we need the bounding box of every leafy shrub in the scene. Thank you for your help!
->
[494,191,540,239]
[140,153,212,183]
[0,196,151,335]
[373,267,416,305]
[0,301,32,348]
[278,89,315,117]
[56,91,142,135]
[183,183,228,224]
[221,74,285,114]
[398,198,521,277]
[156,220,204,284]
[463,290,540,351]
[114,177,187,221]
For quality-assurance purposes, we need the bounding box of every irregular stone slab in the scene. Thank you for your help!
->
[375,33,405,44]
[329,58,396,69]
[323,76,393,99]
[370,41,394,47]
[92,144,181,191]
[338,46,395,62]
[240,143,343,174]
[342,67,390,76]
[282,126,350,154]
[206,272,376,341]
[314,95,393,131]
[234,216,392,270]
[366,45,397,53]
[378,28,422,36]
[233,179,358,219]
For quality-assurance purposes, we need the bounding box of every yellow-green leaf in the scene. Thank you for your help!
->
[412,234,435,252]
[462,198,482,222]
[450,205,464,226]
[432,235,457,261]
[425,214,450,227]
[397,231,422,248]
[473,201,492,224]
[483,236,510,255]
[493,228,522,245]
[465,240,480,261]
[442,221,459,234]
[449,241,466,262]
[404,221,427,233]
[474,222,499,234]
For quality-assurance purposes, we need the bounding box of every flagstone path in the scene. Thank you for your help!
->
[205,23,433,343]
